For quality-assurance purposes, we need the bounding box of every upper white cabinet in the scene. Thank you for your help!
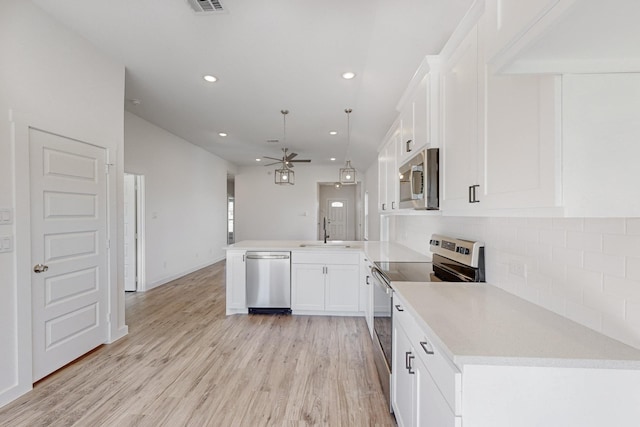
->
[441,16,562,215]
[562,73,640,217]
[378,126,400,213]
[485,0,640,74]
[397,58,440,167]
[441,26,481,212]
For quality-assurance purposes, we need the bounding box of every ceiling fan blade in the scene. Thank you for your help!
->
[289,159,311,163]
[263,156,282,161]
[285,162,295,168]
[263,161,281,166]
[286,152,298,160]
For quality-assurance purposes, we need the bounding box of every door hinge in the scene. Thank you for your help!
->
[105,163,114,174]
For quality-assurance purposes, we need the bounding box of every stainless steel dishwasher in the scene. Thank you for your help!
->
[245,251,291,314]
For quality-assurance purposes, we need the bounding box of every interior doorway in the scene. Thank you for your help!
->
[317,182,362,241]
[227,174,235,244]
[123,173,145,292]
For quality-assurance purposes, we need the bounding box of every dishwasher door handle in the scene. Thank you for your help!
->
[246,255,290,260]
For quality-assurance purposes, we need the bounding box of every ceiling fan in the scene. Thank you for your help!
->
[262,110,311,168]
[263,147,311,168]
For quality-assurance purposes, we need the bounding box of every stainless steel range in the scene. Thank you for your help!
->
[370,234,485,410]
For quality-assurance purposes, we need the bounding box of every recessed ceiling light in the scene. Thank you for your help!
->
[330,157,336,161]
[342,72,356,80]
[203,75,218,83]
[329,131,338,135]
[218,132,227,137]
[255,158,261,162]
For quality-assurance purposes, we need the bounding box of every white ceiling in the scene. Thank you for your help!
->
[33,0,473,170]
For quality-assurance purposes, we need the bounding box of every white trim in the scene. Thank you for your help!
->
[135,175,147,292]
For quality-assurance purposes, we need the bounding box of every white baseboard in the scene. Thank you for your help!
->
[0,383,32,410]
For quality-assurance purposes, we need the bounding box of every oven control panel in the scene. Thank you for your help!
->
[429,234,484,268]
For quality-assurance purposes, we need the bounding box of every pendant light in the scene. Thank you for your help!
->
[275,110,295,185]
[339,108,356,185]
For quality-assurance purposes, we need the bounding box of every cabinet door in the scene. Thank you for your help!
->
[441,26,480,211]
[392,322,415,427]
[226,251,246,311]
[291,264,325,312]
[378,150,387,212]
[386,133,400,211]
[415,357,461,427]
[413,74,429,152]
[481,72,559,210]
[400,100,415,160]
[361,259,374,338]
[325,264,360,312]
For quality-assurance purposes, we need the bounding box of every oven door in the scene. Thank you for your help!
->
[370,266,393,410]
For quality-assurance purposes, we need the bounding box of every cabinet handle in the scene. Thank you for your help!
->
[391,201,396,209]
[406,139,412,153]
[469,184,480,203]
[366,276,370,285]
[420,341,434,355]
[394,304,404,312]
[407,352,415,374]
[382,203,386,211]
[405,351,411,370]
[242,254,245,262]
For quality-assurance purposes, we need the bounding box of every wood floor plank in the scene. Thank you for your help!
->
[0,261,396,426]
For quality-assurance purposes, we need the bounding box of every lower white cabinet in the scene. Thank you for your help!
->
[291,251,360,315]
[392,295,461,427]
[225,250,246,314]
[361,256,374,338]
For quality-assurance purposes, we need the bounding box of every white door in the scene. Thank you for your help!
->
[30,128,109,381]
[327,199,347,241]
[123,174,137,292]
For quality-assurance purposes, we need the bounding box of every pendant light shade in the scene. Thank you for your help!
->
[339,160,356,185]
[339,108,356,185]
[275,165,295,185]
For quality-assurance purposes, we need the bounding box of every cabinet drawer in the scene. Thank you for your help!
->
[394,293,462,415]
[292,251,359,265]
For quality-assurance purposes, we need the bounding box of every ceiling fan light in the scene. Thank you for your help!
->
[339,160,356,185]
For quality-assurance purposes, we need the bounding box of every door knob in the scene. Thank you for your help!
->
[33,264,49,273]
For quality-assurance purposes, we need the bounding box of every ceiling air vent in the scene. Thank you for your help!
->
[187,0,226,14]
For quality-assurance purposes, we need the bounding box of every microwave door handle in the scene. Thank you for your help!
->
[410,165,423,199]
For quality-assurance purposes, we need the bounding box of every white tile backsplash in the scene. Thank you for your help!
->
[391,215,640,349]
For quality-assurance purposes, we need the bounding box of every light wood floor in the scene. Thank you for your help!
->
[0,261,396,426]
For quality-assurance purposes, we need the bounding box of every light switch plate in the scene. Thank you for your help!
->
[0,209,13,225]
[0,235,13,253]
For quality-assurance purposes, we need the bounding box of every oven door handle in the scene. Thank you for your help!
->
[370,267,392,294]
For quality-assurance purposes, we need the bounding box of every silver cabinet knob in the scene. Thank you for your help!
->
[33,264,49,273]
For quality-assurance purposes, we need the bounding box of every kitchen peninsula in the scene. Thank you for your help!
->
[226,240,640,427]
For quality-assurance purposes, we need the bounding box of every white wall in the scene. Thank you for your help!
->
[392,215,640,350]
[124,112,230,289]
[235,165,362,241]
[0,0,125,406]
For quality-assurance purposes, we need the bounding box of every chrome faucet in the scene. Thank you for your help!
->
[323,217,329,243]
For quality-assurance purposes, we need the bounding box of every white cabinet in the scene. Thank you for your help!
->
[441,18,561,215]
[225,250,247,314]
[291,251,360,315]
[397,61,440,167]
[561,73,640,217]
[378,128,400,213]
[441,25,481,212]
[392,317,415,427]
[360,256,374,338]
[291,263,325,312]
[392,296,461,427]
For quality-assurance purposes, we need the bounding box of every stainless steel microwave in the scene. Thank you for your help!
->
[398,148,439,210]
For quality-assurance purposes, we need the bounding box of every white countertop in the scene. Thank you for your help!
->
[393,282,640,369]
[226,240,430,263]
